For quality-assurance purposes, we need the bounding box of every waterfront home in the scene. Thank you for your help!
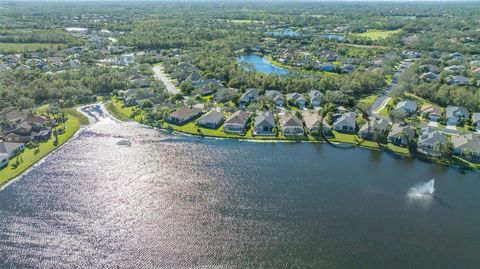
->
[358,118,389,140]
[420,72,438,82]
[3,116,53,143]
[224,110,249,134]
[286,93,306,109]
[472,113,480,128]
[333,112,356,133]
[239,88,258,107]
[264,90,284,107]
[280,114,304,136]
[387,122,415,146]
[420,104,442,121]
[302,111,331,135]
[308,90,323,108]
[0,141,25,158]
[446,105,468,125]
[253,111,276,135]
[196,111,224,129]
[395,101,417,115]
[167,108,202,125]
[0,153,8,168]
[417,127,447,155]
[451,134,480,162]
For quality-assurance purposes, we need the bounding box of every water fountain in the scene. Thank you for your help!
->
[407,178,435,198]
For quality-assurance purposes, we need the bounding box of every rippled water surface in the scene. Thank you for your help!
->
[1,106,479,268]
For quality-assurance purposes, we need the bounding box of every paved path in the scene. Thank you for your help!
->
[152,65,180,94]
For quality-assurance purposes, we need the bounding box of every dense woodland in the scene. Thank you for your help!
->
[0,1,479,113]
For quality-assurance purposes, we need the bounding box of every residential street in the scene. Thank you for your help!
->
[152,64,180,94]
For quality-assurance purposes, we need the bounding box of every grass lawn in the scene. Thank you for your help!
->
[0,108,89,186]
[354,29,402,40]
[358,94,378,107]
[376,97,394,117]
[105,98,137,121]
[0,42,67,53]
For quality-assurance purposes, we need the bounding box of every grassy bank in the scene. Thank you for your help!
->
[0,42,67,53]
[106,99,411,156]
[0,108,89,186]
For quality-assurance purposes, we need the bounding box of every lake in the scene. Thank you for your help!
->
[266,29,301,37]
[0,105,479,268]
[237,54,289,75]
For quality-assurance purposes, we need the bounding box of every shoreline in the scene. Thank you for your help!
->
[0,105,91,189]
[105,99,479,172]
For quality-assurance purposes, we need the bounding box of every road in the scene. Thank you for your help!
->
[371,59,413,113]
[152,65,180,94]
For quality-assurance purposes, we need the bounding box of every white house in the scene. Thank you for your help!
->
[395,101,417,115]
[308,90,323,108]
[333,112,356,133]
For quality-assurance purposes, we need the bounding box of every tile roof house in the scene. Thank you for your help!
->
[167,108,202,125]
[0,142,25,168]
[302,111,331,135]
[196,111,224,129]
[449,75,469,86]
[239,88,258,107]
[446,105,468,125]
[265,90,284,107]
[395,101,417,115]
[224,110,250,134]
[333,112,356,133]
[280,114,304,136]
[451,134,480,162]
[358,118,389,140]
[420,104,442,121]
[417,127,447,155]
[387,122,415,146]
[3,116,53,143]
[253,111,276,135]
[286,93,306,109]
[308,90,323,107]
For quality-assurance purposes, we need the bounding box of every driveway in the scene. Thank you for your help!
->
[445,124,457,131]
[152,65,180,94]
[428,121,439,127]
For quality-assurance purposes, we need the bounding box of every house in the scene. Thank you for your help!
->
[196,111,224,129]
[119,54,135,65]
[340,64,355,73]
[451,134,480,162]
[167,108,202,125]
[286,93,306,109]
[0,142,25,168]
[280,114,304,136]
[224,110,249,134]
[191,79,223,96]
[239,88,258,107]
[253,111,276,135]
[333,112,356,133]
[265,90,284,107]
[449,75,469,86]
[449,52,464,61]
[420,72,438,82]
[387,123,415,146]
[417,127,447,155]
[444,65,465,74]
[3,110,28,124]
[125,89,156,106]
[420,104,442,121]
[446,105,468,125]
[472,113,480,129]
[358,118,389,140]
[395,101,417,115]
[303,111,331,135]
[3,116,53,143]
[308,90,323,108]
